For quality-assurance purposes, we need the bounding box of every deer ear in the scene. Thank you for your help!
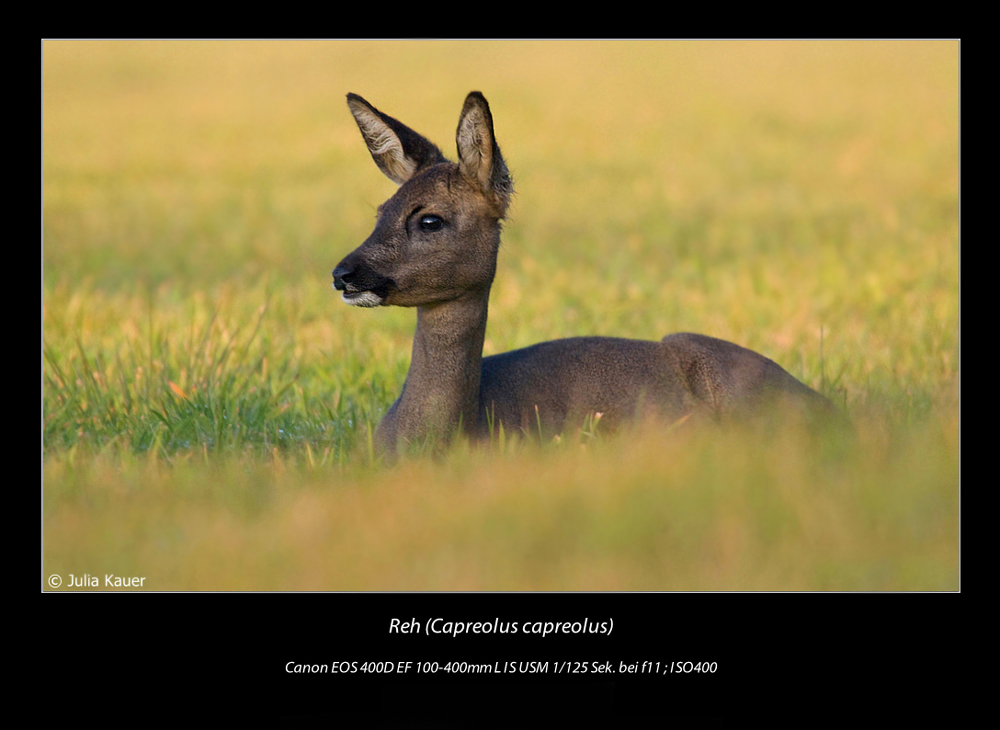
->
[456,92,512,216]
[347,93,446,185]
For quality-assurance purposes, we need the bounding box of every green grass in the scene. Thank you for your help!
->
[42,40,959,590]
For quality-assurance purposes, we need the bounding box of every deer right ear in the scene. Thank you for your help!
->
[456,91,512,217]
[347,93,446,185]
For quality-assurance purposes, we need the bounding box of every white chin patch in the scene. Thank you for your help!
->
[342,290,384,308]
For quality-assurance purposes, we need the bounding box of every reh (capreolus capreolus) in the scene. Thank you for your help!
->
[333,92,843,457]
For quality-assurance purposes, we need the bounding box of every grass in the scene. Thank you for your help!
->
[42,40,959,591]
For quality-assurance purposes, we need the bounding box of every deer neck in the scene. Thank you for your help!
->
[395,287,491,441]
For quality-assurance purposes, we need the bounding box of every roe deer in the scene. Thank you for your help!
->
[333,92,843,457]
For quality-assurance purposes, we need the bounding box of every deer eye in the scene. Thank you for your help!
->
[418,214,444,232]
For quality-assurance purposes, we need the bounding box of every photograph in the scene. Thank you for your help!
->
[42,38,959,721]
[43,39,958,591]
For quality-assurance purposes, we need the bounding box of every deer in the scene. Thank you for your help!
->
[332,91,844,457]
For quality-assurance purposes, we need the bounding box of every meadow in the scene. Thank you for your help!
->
[42,41,959,591]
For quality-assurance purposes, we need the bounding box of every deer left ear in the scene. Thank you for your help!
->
[456,91,512,217]
[347,93,446,185]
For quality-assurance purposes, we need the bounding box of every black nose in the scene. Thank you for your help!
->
[332,264,352,291]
